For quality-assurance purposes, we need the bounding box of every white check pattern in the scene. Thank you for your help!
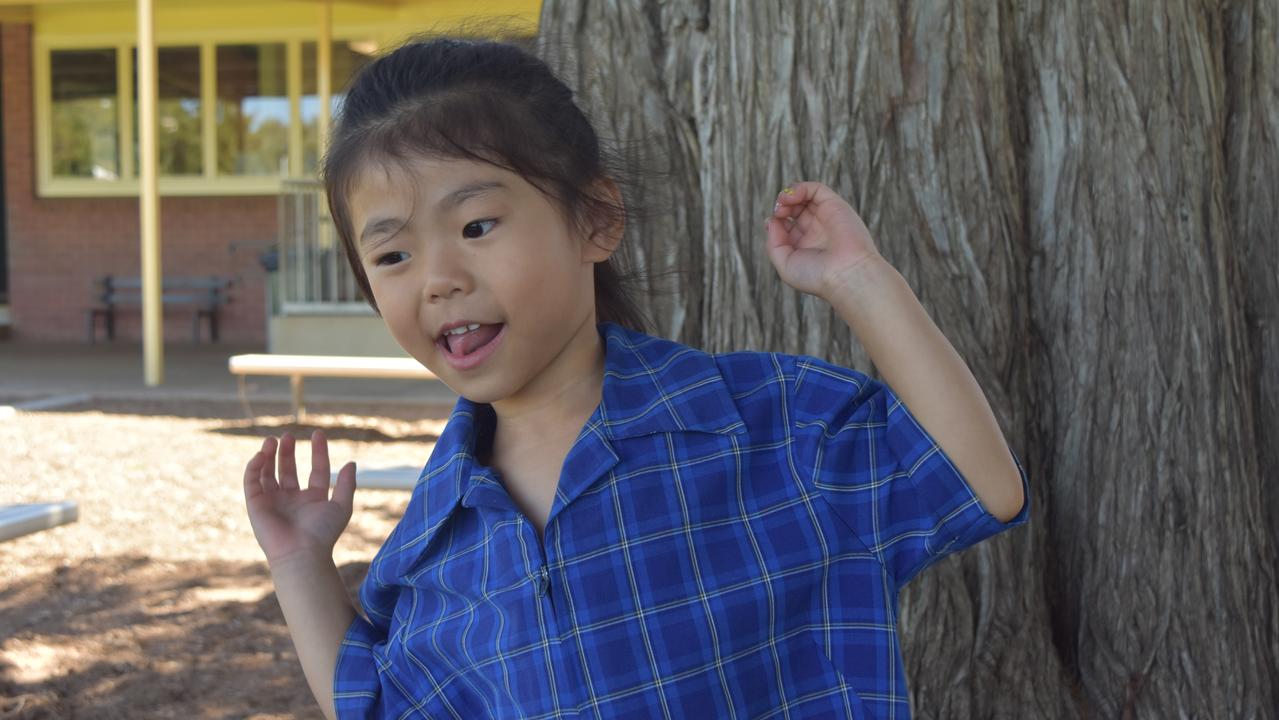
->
[334,322,1030,719]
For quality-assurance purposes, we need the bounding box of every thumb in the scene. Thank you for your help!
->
[332,461,357,516]
[764,216,793,274]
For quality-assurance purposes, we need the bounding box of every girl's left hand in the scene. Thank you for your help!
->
[764,181,883,299]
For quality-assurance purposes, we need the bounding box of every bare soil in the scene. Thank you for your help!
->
[0,397,450,719]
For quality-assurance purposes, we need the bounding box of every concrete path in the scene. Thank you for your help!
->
[0,341,456,491]
[0,340,458,407]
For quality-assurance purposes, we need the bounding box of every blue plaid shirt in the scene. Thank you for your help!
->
[335,321,1030,719]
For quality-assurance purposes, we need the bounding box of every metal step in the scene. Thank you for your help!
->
[0,501,79,543]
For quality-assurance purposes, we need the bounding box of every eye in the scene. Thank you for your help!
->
[463,219,497,239]
[374,251,407,267]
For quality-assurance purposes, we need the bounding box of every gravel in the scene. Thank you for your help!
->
[0,398,445,718]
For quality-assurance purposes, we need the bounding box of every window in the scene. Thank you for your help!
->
[41,37,376,195]
[216,43,288,176]
[50,48,119,179]
[133,46,203,176]
[300,40,376,173]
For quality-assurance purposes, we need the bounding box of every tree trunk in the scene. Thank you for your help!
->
[1016,1,1278,716]
[1227,0,1279,660]
[537,1,1279,717]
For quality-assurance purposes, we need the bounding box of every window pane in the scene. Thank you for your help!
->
[132,46,203,175]
[51,48,119,179]
[216,43,288,176]
[301,40,376,174]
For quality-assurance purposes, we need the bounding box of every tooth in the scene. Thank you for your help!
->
[466,323,480,331]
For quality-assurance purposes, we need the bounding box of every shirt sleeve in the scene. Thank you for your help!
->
[332,545,405,717]
[787,354,1030,590]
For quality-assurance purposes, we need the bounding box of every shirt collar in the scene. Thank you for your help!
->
[402,321,746,566]
[593,321,747,440]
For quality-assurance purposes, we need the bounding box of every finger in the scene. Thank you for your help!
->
[243,447,268,502]
[776,180,827,205]
[793,208,820,233]
[787,213,815,244]
[331,461,358,518]
[308,429,331,493]
[764,214,793,273]
[278,431,299,490]
[774,181,831,219]
[260,436,281,493]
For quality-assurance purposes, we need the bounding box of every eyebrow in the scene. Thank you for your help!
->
[358,180,507,251]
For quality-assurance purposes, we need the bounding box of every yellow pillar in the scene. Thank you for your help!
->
[316,0,334,263]
[137,0,163,385]
[317,0,332,159]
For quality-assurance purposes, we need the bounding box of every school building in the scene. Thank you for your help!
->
[0,0,539,354]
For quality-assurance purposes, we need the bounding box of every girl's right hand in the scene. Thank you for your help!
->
[243,430,357,566]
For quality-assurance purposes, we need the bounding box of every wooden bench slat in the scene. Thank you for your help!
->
[228,354,436,380]
[228,353,441,422]
[102,293,229,305]
[89,273,232,343]
[107,276,231,289]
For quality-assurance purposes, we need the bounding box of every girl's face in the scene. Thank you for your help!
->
[348,155,618,406]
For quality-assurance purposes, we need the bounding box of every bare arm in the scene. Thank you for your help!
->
[244,431,361,720]
[268,549,357,720]
[824,256,1025,521]
[766,182,1025,522]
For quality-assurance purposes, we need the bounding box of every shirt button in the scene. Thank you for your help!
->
[535,566,549,598]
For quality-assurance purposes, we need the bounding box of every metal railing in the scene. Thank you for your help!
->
[277,178,369,313]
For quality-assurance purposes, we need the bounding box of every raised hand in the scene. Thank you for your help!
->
[243,430,357,566]
[764,181,883,300]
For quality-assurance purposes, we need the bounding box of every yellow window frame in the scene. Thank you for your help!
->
[31,0,541,198]
[34,27,392,198]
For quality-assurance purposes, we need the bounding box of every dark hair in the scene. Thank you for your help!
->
[322,27,653,333]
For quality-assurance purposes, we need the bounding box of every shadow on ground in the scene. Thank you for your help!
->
[0,555,371,719]
[341,502,414,548]
[9,396,449,444]
[211,421,441,444]
[19,396,453,423]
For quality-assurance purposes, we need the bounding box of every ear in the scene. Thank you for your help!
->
[581,177,625,264]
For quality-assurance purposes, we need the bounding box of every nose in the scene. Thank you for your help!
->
[422,239,472,302]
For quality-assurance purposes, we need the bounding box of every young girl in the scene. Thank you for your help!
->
[243,34,1029,720]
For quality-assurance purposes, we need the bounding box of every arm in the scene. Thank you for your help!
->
[765,183,1025,522]
[823,256,1024,521]
[269,549,357,720]
[244,431,361,720]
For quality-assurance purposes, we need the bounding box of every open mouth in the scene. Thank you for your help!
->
[436,323,506,369]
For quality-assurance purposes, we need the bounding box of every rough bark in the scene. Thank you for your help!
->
[537,0,1279,716]
[1226,0,1279,667]
[1015,0,1278,715]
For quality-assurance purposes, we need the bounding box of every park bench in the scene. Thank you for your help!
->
[227,353,437,423]
[0,501,79,543]
[87,274,233,343]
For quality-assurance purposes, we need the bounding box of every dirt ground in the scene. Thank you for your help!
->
[0,396,452,719]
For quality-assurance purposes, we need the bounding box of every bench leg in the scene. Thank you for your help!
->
[193,310,220,344]
[236,375,255,423]
[290,375,305,424]
[87,309,110,343]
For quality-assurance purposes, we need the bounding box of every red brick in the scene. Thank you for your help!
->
[3,23,276,345]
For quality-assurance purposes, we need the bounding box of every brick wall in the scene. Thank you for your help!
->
[2,23,276,345]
